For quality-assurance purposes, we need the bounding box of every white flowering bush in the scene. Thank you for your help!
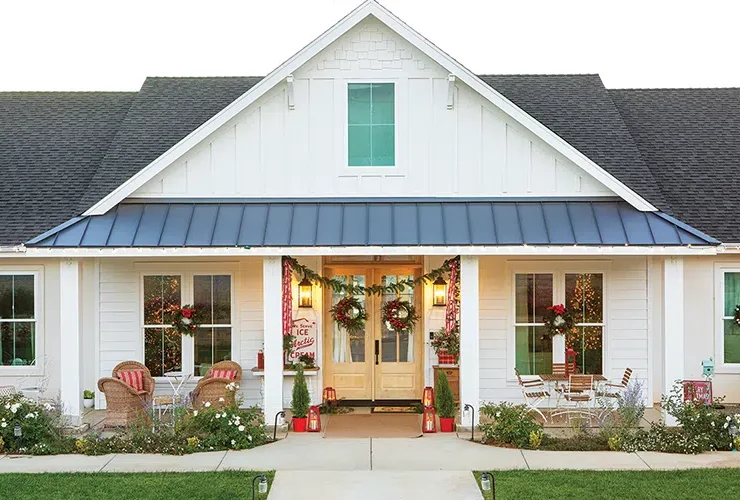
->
[177,405,266,451]
[0,394,72,454]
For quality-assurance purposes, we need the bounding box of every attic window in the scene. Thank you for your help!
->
[348,83,395,166]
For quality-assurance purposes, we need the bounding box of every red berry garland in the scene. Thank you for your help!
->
[171,304,202,336]
[381,299,418,334]
[330,296,368,334]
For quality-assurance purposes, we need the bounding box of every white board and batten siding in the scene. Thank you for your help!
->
[477,256,652,405]
[132,17,614,200]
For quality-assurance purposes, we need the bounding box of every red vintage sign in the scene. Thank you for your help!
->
[287,317,317,362]
[682,380,713,405]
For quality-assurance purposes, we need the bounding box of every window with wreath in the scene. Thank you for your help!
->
[143,275,181,376]
[0,274,36,366]
[722,272,740,364]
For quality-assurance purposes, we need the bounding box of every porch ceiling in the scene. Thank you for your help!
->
[25,198,719,248]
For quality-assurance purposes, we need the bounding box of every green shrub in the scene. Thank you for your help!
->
[0,394,71,454]
[540,433,609,451]
[177,405,267,451]
[435,370,457,419]
[479,402,543,449]
[83,390,94,400]
[291,364,310,418]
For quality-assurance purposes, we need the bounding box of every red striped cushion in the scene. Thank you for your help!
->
[211,369,237,380]
[117,370,144,392]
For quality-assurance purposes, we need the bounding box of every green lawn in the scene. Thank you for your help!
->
[474,469,740,499]
[0,471,274,500]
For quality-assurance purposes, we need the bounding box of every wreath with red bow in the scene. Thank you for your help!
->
[543,304,575,338]
[381,298,419,334]
[330,296,367,334]
[171,305,202,336]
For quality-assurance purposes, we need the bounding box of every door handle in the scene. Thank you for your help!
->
[374,340,379,365]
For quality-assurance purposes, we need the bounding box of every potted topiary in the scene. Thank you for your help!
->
[435,370,456,432]
[83,390,95,408]
[291,364,310,432]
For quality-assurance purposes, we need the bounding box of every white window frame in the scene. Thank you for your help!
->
[714,263,740,373]
[137,263,238,380]
[0,267,44,375]
[343,78,402,174]
[507,261,610,381]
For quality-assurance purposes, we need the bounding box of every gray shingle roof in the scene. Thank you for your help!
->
[1,75,736,246]
[0,92,135,246]
[610,88,740,243]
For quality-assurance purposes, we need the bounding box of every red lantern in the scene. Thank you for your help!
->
[307,405,321,432]
[323,387,337,407]
[422,406,437,433]
[565,349,577,377]
[422,386,435,407]
[257,350,264,370]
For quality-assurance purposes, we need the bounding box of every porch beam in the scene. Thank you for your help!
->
[60,259,82,423]
[459,255,480,425]
[263,257,285,419]
[663,256,684,426]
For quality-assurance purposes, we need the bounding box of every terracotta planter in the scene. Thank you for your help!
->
[292,416,308,432]
[439,417,455,432]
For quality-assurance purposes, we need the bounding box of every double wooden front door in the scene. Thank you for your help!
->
[323,264,424,401]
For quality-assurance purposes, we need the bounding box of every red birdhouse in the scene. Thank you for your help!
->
[322,387,337,407]
[422,406,437,433]
[422,386,435,407]
[307,405,321,432]
[565,349,577,377]
[257,350,264,370]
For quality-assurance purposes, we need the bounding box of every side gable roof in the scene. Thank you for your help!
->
[0,92,135,246]
[80,0,658,216]
[610,88,740,242]
[78,76,261,211]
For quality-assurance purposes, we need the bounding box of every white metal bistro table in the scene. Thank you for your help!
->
[163,371,191,404]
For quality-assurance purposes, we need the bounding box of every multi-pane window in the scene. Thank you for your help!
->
[514,274,553,375]
[143,275,181,376]
[722,272,740,364]
[565,273,604,375]
[348,83,395,166]
[0,274,36,366]
[193,275,232,376]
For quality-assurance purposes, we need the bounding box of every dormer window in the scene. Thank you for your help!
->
[348,83,395,166]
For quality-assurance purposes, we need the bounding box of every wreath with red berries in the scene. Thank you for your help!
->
[542,303,575,338]
[330,296,367,334]
[734,305,740,328]
[381,298,419,334]
[171,304,202,336]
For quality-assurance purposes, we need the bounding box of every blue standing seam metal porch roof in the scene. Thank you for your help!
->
[25,199,719,248]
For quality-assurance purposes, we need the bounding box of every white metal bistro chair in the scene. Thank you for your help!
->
[552,374,594,420]
[18,356,51,401]
[596,367,633,400]
[514,368,550,423]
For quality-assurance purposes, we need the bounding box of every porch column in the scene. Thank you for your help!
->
[60,259,82,423]
[263,257,284,419]
[663,256,684,426]
[459,255,480,425]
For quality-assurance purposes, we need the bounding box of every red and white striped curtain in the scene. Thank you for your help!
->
[445,258,459,334]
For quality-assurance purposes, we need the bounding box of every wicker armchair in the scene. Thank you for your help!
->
[112,361,155,400]
[97,377,149,427]
[191,360,243,409]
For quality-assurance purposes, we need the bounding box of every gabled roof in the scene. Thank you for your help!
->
[27,199,718,248]
[0,91,135,246]
[610,88,740,243]
[80,0,658,216]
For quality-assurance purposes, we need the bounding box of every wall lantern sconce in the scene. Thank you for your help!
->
[432,277,447,306]
[298,277,313,308]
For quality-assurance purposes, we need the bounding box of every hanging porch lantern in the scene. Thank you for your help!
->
[298,277,313,308]
[422,386,435,407]
[423,406,437,433]
[432,277,447,306]
[307,405,322,432]
[323,387,338,407]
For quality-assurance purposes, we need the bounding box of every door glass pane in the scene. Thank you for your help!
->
[381,274,414,363]
[332,275,366,363]
[566,273,603,323]
[515,326,551,375]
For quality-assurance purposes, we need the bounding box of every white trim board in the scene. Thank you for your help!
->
[82,0,657,216]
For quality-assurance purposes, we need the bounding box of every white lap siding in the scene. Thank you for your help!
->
[478,256,650,405]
